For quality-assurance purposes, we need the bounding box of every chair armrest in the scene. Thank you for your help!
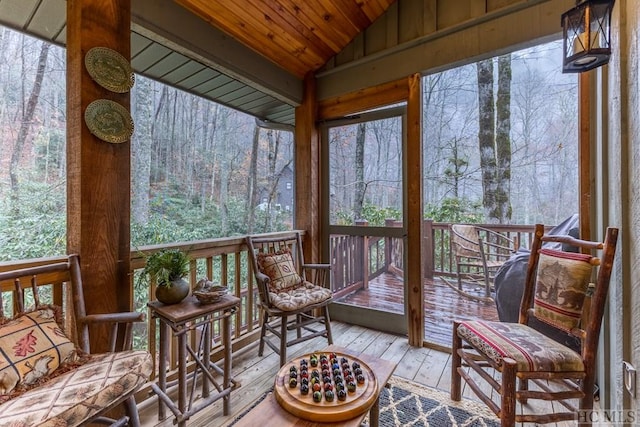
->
[78,311,145,353]
[80,311,145,325]
[302,264,331,289]
[302,263,331,271]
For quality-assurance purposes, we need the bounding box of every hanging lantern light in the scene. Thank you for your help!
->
[561,0,615,73]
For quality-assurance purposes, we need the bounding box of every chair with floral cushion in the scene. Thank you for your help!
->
[246,232,333,367]
[0,254,153,427]
[451,223,618,426]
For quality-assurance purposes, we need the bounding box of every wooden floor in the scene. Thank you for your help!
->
[337,273,500,348]
[138,321,594,427]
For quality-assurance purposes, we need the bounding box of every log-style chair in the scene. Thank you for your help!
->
[451,223,618,426]
[448,224,519,301]
[246,232,333,366]
[0,254,153,427]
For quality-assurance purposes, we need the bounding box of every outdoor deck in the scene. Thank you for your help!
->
[337,272,500,348]
[137,321,589,427]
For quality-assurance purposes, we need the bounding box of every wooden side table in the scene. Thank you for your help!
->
[148,294,241,427]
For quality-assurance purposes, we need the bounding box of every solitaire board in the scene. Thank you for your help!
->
[273,351,378,422]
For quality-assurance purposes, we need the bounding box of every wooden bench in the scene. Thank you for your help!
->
[0,255,153,427]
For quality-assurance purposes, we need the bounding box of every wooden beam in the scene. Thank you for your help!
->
[295,74,321,262]
[578,72,591,241]
[66,0,132,353]
[317,77,409,120]
[406,73,424,346]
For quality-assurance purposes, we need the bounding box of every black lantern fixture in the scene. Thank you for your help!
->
[561,0,615,73]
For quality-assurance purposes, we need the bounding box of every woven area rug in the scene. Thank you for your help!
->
[229,376,500,426]
[369,376,500,426]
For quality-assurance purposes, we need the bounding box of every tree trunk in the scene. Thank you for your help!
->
[132,76,153,225]
[476,58,497,222]
[495,54,512,223]
[353,122,366,221]
[246,124,260,233]
[10,40,49,198]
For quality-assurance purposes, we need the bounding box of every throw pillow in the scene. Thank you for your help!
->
[257,249,303,292]
[0,306,79,396]
[533,248,593,332]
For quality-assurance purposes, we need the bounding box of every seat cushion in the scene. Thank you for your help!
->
[0,306,79,396]
[258,249,303,291]
[457,321,584,372]
[268,280,332,311]
[0,350,153,427]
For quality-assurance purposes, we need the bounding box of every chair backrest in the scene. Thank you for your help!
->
[519,224,618,364]
[0,254,141,354]
[246,232,306,305]
[451,224,481,258]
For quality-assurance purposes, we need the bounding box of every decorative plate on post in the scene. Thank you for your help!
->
[84,99,134,144]
[84,47,135,93]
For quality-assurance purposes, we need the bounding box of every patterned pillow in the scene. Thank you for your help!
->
[257,249,303,292]
[0,306,79,397]
[533,249,594,332]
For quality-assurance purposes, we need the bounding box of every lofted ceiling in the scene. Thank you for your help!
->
[174,0,397,79]
[0,0,397,126]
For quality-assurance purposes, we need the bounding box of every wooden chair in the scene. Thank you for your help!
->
[451,224,618,426]
[0,254,152,427]
[448,224,519,301]
[246,232,333,366]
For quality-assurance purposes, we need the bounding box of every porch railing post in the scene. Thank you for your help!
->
[424,219,434,279]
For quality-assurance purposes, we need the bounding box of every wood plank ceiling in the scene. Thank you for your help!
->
[0,0,396,125]
[174,0,397,78]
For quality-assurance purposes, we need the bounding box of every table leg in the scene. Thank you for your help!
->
[223,313,231,415]
[370,396,380,427]
[202,319,211,398]
[178,332,187,427]
[158,320,167,421]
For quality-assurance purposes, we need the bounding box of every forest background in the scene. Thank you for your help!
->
[0,27,578,261]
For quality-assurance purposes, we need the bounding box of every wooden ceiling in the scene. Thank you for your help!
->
[174,0,398,78]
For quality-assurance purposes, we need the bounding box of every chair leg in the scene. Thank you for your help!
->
[258,310,268,357]
[578,375,595,427]
[456,259,463,291]
[517,378,528,404]
[124,395,141,427]
[296,314,302,339]
[501,358,517,427]
[323,305,333,345]
[450,321,462,401]
[279,314,288,367]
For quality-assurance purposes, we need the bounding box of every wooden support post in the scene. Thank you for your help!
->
[66,0,132,353]
[406,73,424,346]
[295,73,321,262]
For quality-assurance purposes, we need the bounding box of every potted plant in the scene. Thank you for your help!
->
[143,249,191,304]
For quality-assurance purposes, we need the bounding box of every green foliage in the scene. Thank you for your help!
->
[334,204,401,226]
[0,181,66,260]
[141,249,191,286]
[424,197,483,223]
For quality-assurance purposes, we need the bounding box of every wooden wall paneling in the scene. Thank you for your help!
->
[437,0,486,28]
[385,2,399,48]
[66,0,132,353]
[317,77,409,120]
[364,13,389,55]
[406,73,424,346]
[423,0,437,35]
[398,0,426,43]
[487,0,520,12]
[294,74,321,262]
